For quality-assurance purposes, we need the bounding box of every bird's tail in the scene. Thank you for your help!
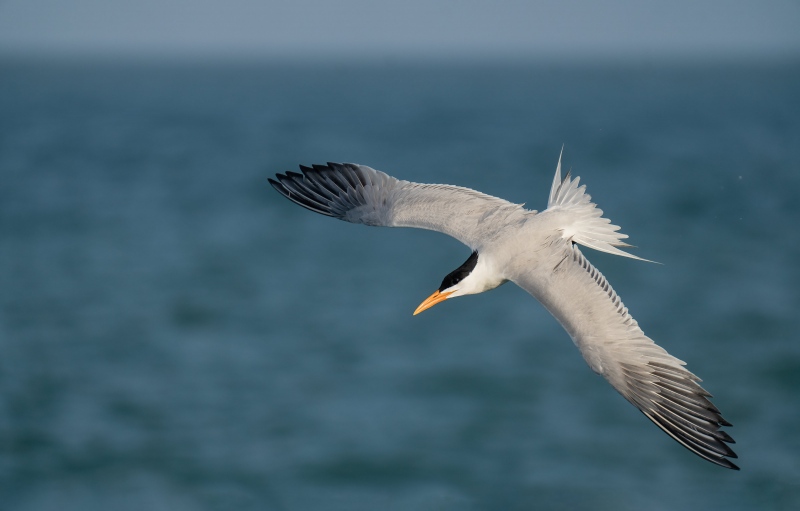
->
[546,149,654,262]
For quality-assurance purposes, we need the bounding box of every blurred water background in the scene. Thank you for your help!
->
[1,57,799,510]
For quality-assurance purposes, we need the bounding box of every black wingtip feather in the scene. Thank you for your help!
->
[644,410,739,469]
[627,361,739,470]
[301,168,341,198]
[269,162,381,222]
[271,173,323,215]
[275,174,334,215]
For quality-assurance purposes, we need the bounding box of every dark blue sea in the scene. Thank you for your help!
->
[1,57,799,510]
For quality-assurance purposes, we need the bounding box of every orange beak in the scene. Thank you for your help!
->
[413,290,453,315]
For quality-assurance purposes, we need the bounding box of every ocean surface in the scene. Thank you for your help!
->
[1,57,799,510]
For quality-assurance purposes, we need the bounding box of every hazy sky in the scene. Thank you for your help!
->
[1,0,798,59]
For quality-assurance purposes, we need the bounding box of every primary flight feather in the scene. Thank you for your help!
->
[269,151,738,470]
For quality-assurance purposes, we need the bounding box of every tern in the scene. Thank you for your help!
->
[269,152,738,470]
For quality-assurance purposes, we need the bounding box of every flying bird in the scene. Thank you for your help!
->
[268,152,738,470]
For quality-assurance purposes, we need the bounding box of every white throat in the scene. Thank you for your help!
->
[450,255,507,297]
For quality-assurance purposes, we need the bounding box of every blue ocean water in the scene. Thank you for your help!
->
[0,58,799,510]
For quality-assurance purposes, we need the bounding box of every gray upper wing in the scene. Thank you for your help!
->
[512,241,738,469]
[269,163,526,249]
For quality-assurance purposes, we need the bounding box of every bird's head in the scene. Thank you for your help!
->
[413,251,506,315]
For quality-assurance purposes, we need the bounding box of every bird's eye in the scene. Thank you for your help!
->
[440,269,469,292]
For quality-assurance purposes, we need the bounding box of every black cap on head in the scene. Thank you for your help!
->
[438,251,479,292]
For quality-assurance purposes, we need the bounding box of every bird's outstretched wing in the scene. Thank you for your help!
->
[511,241,738,469]
[269,163,527,249]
